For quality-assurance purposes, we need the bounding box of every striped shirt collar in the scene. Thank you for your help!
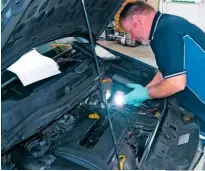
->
[149,11,162,40]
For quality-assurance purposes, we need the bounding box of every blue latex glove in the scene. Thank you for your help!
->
[124,84,151,107]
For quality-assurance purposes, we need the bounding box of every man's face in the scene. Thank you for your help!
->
[121,15,149,45]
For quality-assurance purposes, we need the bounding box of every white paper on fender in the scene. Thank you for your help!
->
[7,49,61,86]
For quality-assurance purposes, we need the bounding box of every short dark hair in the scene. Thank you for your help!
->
[120,1,155,22]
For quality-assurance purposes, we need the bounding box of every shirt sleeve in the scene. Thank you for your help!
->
[154,31,186,79]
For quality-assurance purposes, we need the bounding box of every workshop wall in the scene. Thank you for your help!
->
[160,0,205,31]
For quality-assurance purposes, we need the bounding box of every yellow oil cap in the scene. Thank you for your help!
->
[183,116,190,121]
[155,112,161,118]
[88,113,100,120]
[103,77,109,83]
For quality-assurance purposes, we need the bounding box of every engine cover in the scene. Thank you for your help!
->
[10,110,136,170]
[50,113,135,169]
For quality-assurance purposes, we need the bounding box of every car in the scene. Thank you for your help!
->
[1,0,204,170]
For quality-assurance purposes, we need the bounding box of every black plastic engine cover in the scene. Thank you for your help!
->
[50,113,133,169]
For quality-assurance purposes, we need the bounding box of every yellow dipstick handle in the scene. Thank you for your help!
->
[119,155,126,170]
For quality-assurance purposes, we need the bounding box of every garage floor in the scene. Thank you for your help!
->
[98,40,157,68]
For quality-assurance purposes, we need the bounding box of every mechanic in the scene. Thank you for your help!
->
[119,1,205,122]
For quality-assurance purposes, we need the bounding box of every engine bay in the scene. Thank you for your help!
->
[3,78,166,169]
[1,43,200,170]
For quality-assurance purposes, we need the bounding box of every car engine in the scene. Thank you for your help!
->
[2,43,199,170]
[2,73,166,170]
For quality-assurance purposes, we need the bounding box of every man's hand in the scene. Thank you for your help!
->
[124,74,186,107]
[124,84,151,107]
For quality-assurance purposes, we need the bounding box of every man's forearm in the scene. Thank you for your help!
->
[146,72,163,88]
[148,74,186,98]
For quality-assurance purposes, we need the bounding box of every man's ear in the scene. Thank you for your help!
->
[132,14,141,24]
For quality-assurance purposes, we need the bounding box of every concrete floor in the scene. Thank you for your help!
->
[98,40,157,68]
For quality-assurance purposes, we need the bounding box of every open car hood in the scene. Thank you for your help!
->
[1,0,124,71]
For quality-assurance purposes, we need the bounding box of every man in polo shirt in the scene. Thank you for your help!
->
[119,1,205,122]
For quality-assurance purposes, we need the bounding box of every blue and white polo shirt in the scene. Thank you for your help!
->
[150,11,205,122]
